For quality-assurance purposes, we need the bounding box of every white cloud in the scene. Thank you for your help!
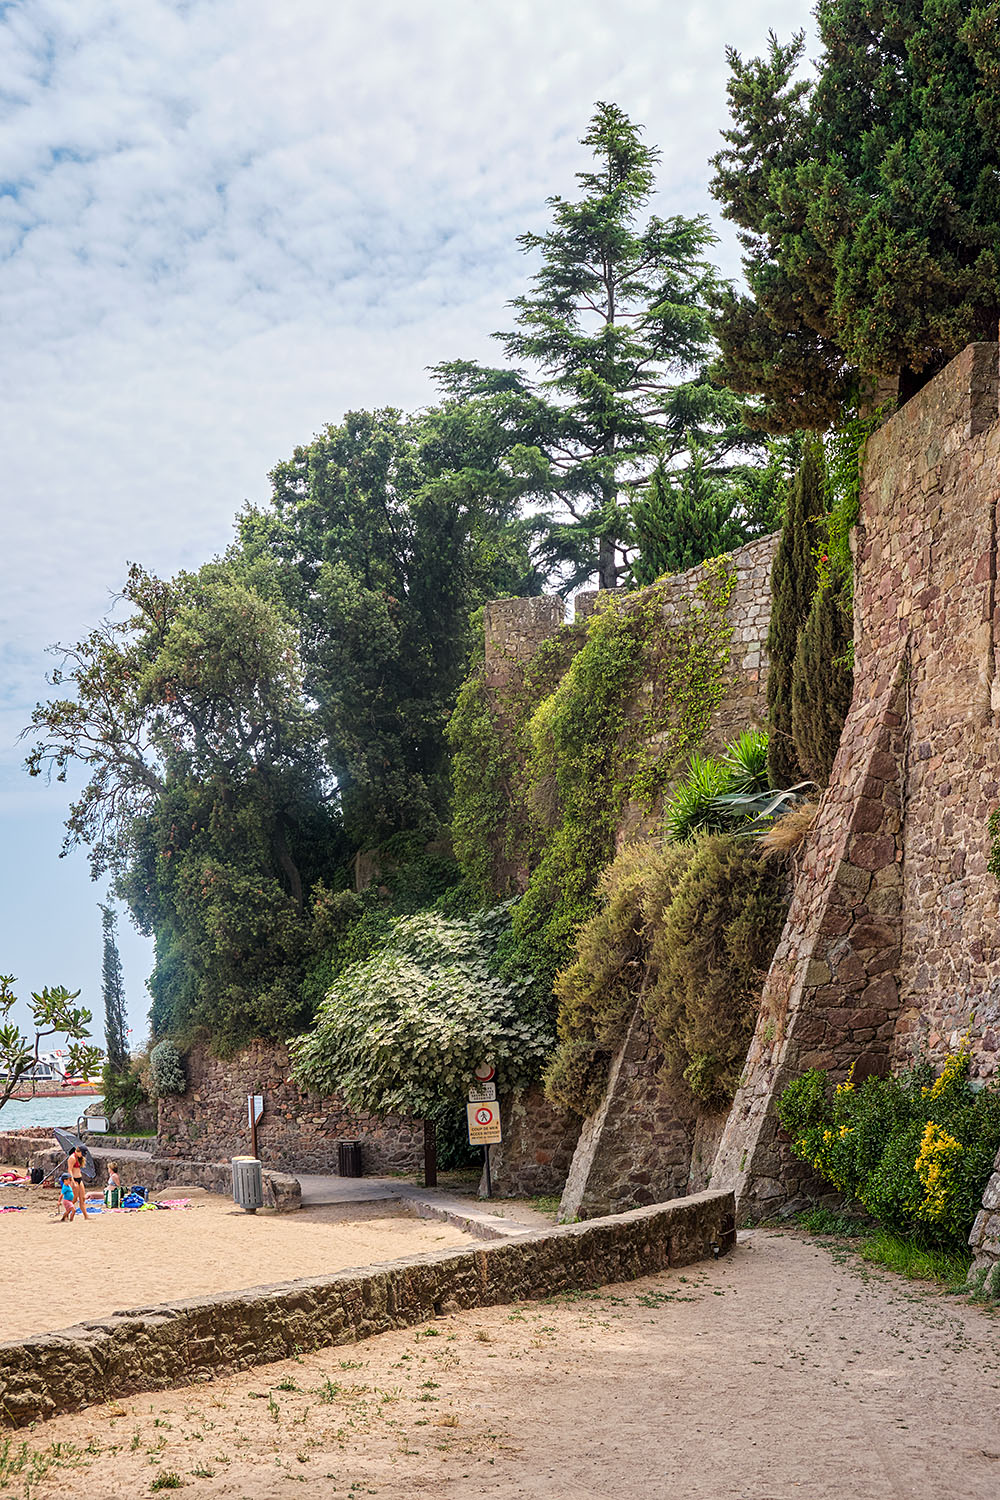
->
[0,0,814,1028]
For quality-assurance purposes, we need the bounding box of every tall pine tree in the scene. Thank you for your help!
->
[100,903,128,1078]
[766,439,822,786]
[711,5,1000,430]
[442,103,748,590]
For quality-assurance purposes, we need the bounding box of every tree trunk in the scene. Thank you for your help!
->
[598,533,618,591]
[423,1119,438,1188]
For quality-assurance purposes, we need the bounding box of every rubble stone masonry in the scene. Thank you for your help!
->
[157,1040,422,1176]
[714,343,1000,1227]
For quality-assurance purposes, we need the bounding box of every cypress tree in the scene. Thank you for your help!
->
[100,903,128,1078]
[766,440,822,786]
[791,574,854,787]
[630,448,745,585]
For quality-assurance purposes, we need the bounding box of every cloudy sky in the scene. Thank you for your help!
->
[0,0,813,1042]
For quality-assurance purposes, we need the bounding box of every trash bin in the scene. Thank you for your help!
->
[232,1155,264,1213]
[338,1140,363,1178]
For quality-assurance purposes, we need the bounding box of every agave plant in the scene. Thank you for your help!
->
[664,728,813,843]
[721,728,769,794]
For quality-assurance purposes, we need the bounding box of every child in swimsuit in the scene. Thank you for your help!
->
[59,1174,75,1221]
[105,1162,122,1210]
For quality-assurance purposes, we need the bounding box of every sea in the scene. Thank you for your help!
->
[0,1094,102,1132]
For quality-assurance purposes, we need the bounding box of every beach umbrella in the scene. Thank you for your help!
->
[53,1127,96,1181]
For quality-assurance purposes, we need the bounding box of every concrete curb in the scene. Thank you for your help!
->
[0,1189,734,1427]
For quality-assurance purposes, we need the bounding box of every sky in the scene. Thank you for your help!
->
[0,0,815,1046]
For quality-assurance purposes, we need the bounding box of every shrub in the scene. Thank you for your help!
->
[545,830,788,1117]
[292,906,551,1117]
[645,834,788,1107]
[544,841,694,1114]
[149,1039,186,1096]
[777,1048,1000,1250]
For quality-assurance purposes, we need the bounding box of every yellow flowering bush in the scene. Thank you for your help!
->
[777,1043,1000,1249]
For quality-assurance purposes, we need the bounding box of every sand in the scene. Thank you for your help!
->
[0,1184,473,1343]
[6,1228,1000,1499]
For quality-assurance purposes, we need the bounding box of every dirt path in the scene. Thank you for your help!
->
[6,1228,1000,1499]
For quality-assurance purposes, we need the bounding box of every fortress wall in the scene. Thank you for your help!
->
[714,342,1000,1222]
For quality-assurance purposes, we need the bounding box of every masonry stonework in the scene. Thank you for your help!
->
[484,533,779,1207]
[714,343,1000,1232]
[157,1040,422,1177]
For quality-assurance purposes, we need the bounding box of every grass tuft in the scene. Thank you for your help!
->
[858,1230,972,1286]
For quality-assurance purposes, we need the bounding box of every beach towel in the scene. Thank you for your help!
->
[0,1204,27,1213]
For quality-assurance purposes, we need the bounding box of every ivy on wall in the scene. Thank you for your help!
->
[447,559,739,1016]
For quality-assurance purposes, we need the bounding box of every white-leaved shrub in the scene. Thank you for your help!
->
[149,1038,187,1095]
[291,907,551,1115]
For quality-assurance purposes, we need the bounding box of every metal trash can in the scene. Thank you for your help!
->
[232,1155,264,1214]
[338,1140,363,1178]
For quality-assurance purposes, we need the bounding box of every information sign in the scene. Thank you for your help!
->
[468,1081,497,1103]
[248,1094,264,1127]
[466,1100,502,1146]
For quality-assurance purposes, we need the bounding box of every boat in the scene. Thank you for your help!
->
[1,1052,103,1101]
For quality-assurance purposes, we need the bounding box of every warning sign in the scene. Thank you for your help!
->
[466,1100,502,1145]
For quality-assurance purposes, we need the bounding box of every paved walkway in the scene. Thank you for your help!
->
[296,1171,550,1239]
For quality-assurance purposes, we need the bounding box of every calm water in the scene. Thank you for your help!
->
[0,1094,102,1132]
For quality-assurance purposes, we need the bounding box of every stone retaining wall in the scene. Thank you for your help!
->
[0,1189,734,1426]
[157,1039,422,1176]
[28,1145,301,1212]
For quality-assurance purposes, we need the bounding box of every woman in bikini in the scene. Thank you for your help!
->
[67,1146,89,1219]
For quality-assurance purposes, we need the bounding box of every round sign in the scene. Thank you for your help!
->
[473,1061,496,1083]
[475,1107,493,1125]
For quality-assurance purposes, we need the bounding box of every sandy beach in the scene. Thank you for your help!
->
[0,1183,474,1343]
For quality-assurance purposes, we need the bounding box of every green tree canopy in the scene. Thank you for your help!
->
[240,403,541,847]
[438,102,749,591]
[711,4,1000,430]
[0,978,101,1116]
[26,557,344,1050]
[630,445,747,584]
[291,906,551,1117]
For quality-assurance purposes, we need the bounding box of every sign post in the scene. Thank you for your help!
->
[467,1064,500,1198]
[248,1092,264,1160]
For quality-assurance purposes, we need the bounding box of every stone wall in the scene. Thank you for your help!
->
[484,533,779,1208]
[0,1188,735,1426]
[157,1040,422,1177]
[482,1087,581,1199]
[714,342,1000,1223]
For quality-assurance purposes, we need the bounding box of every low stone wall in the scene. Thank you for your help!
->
[0,1189,733,1426]
[157,1039,422,1176]
[29,1147,301,1213]
[0,1135,46,1169]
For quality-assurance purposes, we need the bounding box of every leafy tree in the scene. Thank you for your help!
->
[240,403,541,847]
[100,904,128,1077]
[766,439,822,786]
[442,102,748,591]
[630,446,746,583]
[0,977,101,1116]
[791,575,854,785]
[711,7,1000,430]
[26,558,345,1050]
[291,906,551,1116]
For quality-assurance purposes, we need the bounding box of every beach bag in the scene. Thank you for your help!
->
[29,1168,44,1185]
[104,1185,122,1209]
